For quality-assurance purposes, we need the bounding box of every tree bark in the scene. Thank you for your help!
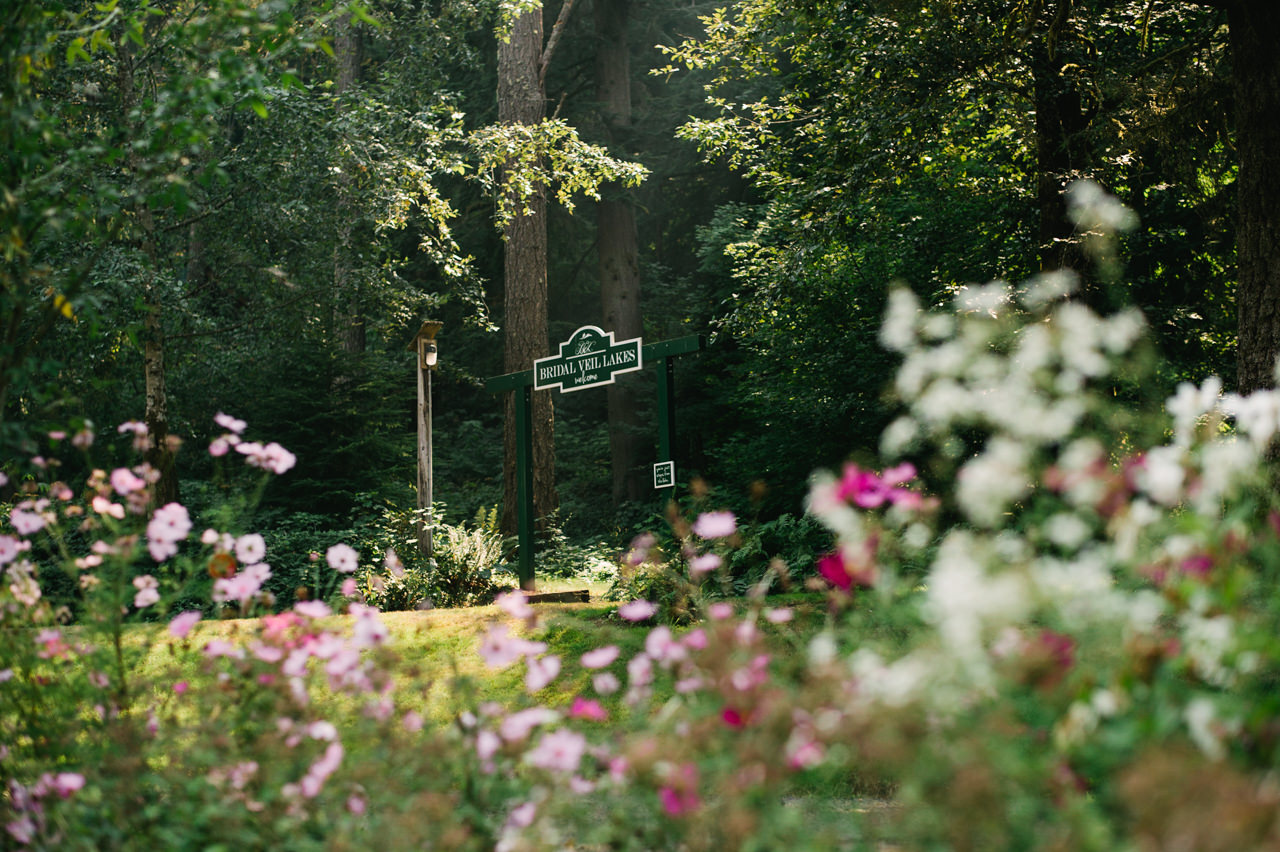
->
[594,0,645,504]
[1030,37,1092,276]
[119,41,179,506]
[1227,0,1280,394]
[499,5,558,537]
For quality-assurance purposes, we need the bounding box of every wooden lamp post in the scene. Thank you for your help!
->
[409,320,442,556]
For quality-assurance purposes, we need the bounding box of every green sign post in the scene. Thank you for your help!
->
[485,331,704,589]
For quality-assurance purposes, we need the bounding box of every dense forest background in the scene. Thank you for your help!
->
[1,0,1254,558]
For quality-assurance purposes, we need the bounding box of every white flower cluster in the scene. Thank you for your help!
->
[810,233,1280,763]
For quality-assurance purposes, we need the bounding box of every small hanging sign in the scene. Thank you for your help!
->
[653,460,675,489]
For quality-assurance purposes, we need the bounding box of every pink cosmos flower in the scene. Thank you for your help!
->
[6,816,36,844]
[787,737,825,770]
[683,628,708,650]
[235,534,266,564]
[476,729,501,761]
[214,412,247,434]
[765,607,794,624]
[299,741,343,798]
[0,536,19,565]
[385,548,405,578]
[592,672,620,695]
[499,707,559,742]
[624,531,657,566]
[110,467,147,495]
[707,602,734,620]
[579,645,620,669]
[237,441,297,474]
[692,511,737,539]
[504,801,537,831]
[148,503,191,544]
[627,653,653,687]
[689,552,722,575]
[526,654,562,692]
[326,543,359,573]
[35,628,70,659]
[617,599,657,622]
[91,495,125,521]
[495,590,534,619]
[203,639,245,660]
[350,605,388,648]
[525,728,586,773]
[132,575,160,608]
[479,624,539,669]
[341,578,358,598]
[569,696,608,721]
[644,626,687,666]
[10,505,46,535]
[294,600,332,619]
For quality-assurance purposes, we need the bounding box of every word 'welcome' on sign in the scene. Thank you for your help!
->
[533,325,643,393]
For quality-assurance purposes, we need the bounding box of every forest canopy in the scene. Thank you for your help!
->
[1,0,1266,540]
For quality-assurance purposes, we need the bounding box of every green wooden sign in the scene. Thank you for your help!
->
[534,325,642,393]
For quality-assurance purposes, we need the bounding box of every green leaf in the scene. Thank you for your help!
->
[65,37,90,64]
[248,97,268,119]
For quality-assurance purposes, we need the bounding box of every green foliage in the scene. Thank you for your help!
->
[357,503,510,610]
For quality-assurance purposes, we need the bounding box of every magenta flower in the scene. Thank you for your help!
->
[617,599,657,622]
[817,552,853,590]
[817,549,876,590]
[658,764,701,816]
[692,511,737,539]
[1180,554,1214,579]
[569,696,608,721]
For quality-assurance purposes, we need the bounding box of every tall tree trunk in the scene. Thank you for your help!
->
[499,6,558,537]
[594,0,644,504]
[333,14,365,364]
[1030,38,1092,276]
[1228,0,1280,394]
[120,42,178,506]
